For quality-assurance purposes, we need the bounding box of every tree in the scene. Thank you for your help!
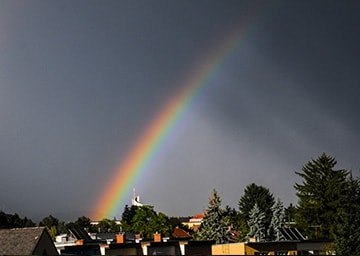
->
[0,211,35,228]
[7,213,24,228]
[231,216,249,242]
[57,221,68,234]
[169,217,193,235]
[284,203,297,226]
[121,205,137,232]
[47,226,57,241]
[73,216,94,232]
[294,153,349,239]
[40,215,60,241]
[23,217,36,227]
[196,189,228,244]
[152,212,173,238]
[131,206,157,238]
[223,205,238,226]
[246,203,266,242]
[130,205,171,238]
[238,183,275,235]
[39,215,59,228]
[335,175,360,255]
[75,216,91,228]
[268,198,285,241]
[96,218,120,233]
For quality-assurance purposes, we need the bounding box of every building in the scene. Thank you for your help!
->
[182,213,204,231]
[212,228,332,255]
[172,227,192,239]
[0,227,58,255]
[132,188,143,207]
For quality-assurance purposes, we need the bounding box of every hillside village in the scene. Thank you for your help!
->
[1,154,360,255]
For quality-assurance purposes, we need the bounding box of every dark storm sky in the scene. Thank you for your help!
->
[0,1,359,221]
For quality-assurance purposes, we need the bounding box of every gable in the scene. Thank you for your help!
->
[33,228,59,255]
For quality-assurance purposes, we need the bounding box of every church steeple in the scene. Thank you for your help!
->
[131,188,143,206]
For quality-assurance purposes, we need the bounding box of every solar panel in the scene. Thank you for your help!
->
[278,228,305,241]
[69,227,93,242]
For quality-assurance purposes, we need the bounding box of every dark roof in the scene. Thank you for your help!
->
[247,239,332,253]
[0,227,46,255]
[95,232,116,241]
[279,227,306,241]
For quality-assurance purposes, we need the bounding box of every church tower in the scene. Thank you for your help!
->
[131,188,143,207]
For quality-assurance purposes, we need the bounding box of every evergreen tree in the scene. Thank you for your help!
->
[239,183,275,235]
[196,189,228,244]
[335,175,360,255]
[294,153,349,239]
[284,203,297,226]
[246,203,266,242]
[268,198,285,241]
[23,217,36,227]
[234,216,249,242]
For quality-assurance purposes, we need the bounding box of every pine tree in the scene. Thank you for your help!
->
[239,183,275,234]
[196,189,228,244]
[268,198,285,241]
[335,175,360,255]
[246,203,266,242]
[295,153,349,239]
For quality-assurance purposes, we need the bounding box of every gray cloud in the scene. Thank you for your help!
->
[0,1,359,220]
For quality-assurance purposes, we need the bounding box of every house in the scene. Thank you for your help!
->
[103,232,201,255]
[0,227,58,255]
[212,242,256,255]
[172,227,192,239]
[246,239,332,255]
[55,227,96,253]
[102,242,143,255]
[181,213,204,231]
[212,228,332,255]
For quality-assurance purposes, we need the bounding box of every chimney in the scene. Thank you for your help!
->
[75,239,84,246]
[154,232,161,242]
[135,233,142,243]
[116,234,125,244]
[249,237,257,242]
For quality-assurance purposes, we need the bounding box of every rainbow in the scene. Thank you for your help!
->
[92,26,248,220]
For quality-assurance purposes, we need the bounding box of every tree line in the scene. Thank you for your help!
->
[1,153,359,255]
[195,153,360,255]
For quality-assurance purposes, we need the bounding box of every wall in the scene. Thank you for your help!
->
[212,243,246,255]
[211,242,260,255]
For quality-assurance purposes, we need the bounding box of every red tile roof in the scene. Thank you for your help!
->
[192,213,204,219]
[172,227,192,238]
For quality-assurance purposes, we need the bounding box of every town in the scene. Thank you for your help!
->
[1,154,359,255]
